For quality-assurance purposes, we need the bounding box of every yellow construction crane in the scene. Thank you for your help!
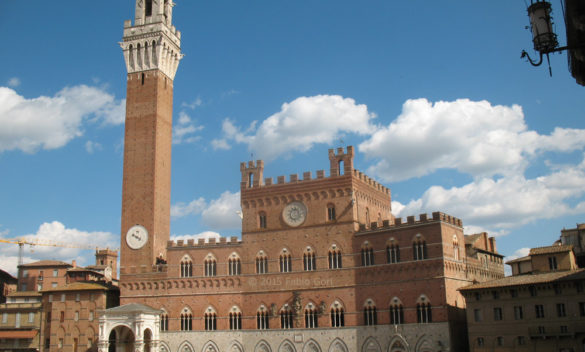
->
[0,238,117,266]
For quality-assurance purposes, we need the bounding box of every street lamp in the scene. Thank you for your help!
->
[521,0,566,75]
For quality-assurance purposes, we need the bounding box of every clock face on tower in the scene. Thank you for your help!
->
[126,224,148,250]
[283,201,307,227]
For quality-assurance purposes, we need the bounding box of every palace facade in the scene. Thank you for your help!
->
[98,2,505,352]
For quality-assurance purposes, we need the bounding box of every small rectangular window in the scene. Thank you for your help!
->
[15,313,20,328]
[22,270,28,278]
[89,311,94,321]
[517,336,525,345]
[60,311,64,323]
[492,291,500,300]
[535,304,545,318]
[514,306,523,320]
[557,303,566,317]
[48,294,53,302]
[74,311,79,322]
[2,312,7,323]
[510,289,518,298]
[20,284,27,291]
[560,325,568,333]
[493,307,503,321]
[328,206,336,221]
[496,336,503,346]
[548,256,558,270]
[61,294,65,302]
[53,269,58,277]
[529,286,537,297]
[28,312,34,323]
[473,309,482,322]
[75,293,80,302]
[51,282,57,288]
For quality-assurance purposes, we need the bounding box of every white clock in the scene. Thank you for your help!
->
[126,224,148,250]
[283,201,307,227]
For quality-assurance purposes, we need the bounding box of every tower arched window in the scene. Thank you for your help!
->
[361,242,375,266]
[413,235,427,261]
[453,235,460,261]
[256,305,269,330]
[256,251,268,274]
[258,211,267,229]
[363,299,377,326]
[229,307,242,330]
[327,204,336,221]
[204,254,217,277]
[386,239,400,264]
[389,297,404,325]
[160,310,169,331]
[304,303,318,328]
[180,308,192,331]
[228,253,241,276]
[180,255,193,278]
[303,247,316,271]
[145,0,153,17]
[280,305,293,329]
[330,301,345,327]
[328,245,342,269]
[204,307,217,331]
[416,296,432,323]
[279,249,292,273]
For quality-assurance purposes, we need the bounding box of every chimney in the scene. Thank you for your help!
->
[72,260,77,268]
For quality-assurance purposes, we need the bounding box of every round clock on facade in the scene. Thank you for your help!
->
[283,201,307,227]
[126,224,148,250]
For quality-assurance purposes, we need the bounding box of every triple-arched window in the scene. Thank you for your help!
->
[229,306,242,330]
[363,299,377,326]
[303,247,316,271]
[304,303,318,328]
[386,239,400,264]
[256,251,268,274]
[204,307,217,331]
[416,295,432,323]
[160,310,169,331]
[280,249,292,273]
[330,301,345,327]
[328,245,342,269]
[389,297,404,325]
[280,305,293,329]
[180,308,192,331]
[180,255,193,278]
[228,253,241,276]
[204,254,217,277]
[413,235,428,261]
[256,305,269,330]
[361,242,375,266]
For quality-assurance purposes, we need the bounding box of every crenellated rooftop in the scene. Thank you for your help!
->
[358,211,463,232]
[167,236,241,249]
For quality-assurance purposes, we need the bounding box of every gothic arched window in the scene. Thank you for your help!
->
[361,242,374,266]
[389,297,404,325]
[280,305,293,329]
[279,249,292,273]
[229,307,242,330]
[180,308,192,331]
[386,238,400,264]
[180,255,193,278]
[204,254,217,277]
[256,305,269,330]
[204,307,217,331]
[330,301,345,327]
[304,303,318,328]
[228,253,241,276]
[413,235,427,261]
[363,299,377,326]
[303,247,316,271]
[256,251,268,274]
[328,244,342,269]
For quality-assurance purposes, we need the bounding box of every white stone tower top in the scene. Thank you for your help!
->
[120,0,183,80]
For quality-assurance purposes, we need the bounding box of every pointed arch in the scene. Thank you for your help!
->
[361,337,381,352]
[178,341,194,352]
[330,300,345,327]
[228,340,244,352]
[303,246,316,271]
[328,243,342,269]
[328,338,348,352]
[386,237,400,264]
[180,307,192,331]
[256,250,268,274]
[361,241,374,266]
[363,298,377,326]
[412,234,427,260]
[228,305,242,330]
[204,306,217,331]
[228,252,242,276]
[304,301,318,328]
[204,253,217,277]
[180,254,193,277]
[255,340,272,352]
[159,342,170,352]
[389,297,404,325]
[257,304,270,330]
[303,339,322,352]
[388,335,409,352]
[414,336,433,352]
[278,339,297,352]
[159,308,169,331]
[201,341,220,352]
[280,248,292,273]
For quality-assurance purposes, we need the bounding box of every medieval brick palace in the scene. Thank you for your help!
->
[97,1,505,352]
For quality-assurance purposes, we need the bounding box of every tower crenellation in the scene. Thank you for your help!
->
[121,0,182,80]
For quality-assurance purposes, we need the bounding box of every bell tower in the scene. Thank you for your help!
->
[119,0,182,272]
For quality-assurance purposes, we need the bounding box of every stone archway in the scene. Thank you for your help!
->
[108,326,135,352]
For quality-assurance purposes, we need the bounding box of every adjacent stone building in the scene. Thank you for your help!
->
[460,244,585,352]
[560,223,585,267]
[0,291,42,352]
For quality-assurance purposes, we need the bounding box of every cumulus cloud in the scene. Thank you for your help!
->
[171,191,241,230]
[0,221,118,274]
[171,231,222,243]
[214,95,376,160]
[0,86,125,153]
[181,97,203,110]
[392,159,585,231]
[360,98,585,182]
[173,111,204,145]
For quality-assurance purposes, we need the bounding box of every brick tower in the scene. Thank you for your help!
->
[119,0,182,272]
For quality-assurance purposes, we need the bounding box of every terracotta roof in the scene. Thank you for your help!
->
[19,260,72,268]
[505,255,531,264]
[42,282,108,292]
[105,303,161,314]
[0,330,38,339]
[529,245,573,255]
[460,269,585,291]
[6,291,41,297]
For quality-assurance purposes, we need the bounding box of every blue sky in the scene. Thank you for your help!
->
[0,1,584,274]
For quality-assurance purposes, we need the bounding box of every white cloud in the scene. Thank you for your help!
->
[201,191,241,230]
[173,111,204,144]
[85,140,103,154]
[215,95,376,160]
[7,78,20,88]
[181,97,203,110]
[171,191,241,230]
[360,98,585,182]
[171,231,222,243]
[0,86,125,153]
[392,160,585,231]
[171,197,206,218]
[0,221,118,274]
